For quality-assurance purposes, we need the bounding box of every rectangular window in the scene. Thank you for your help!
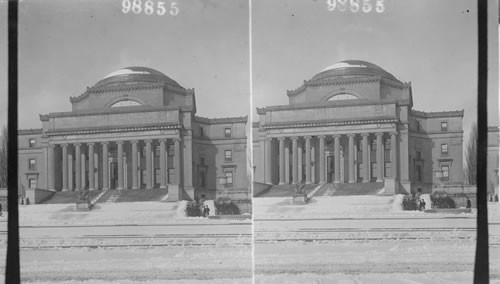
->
[224,171,233,187]
[225,149,232,161]
[441,165,449,181]
[384,162,391,178]
[200,157,205,166]
[168,145,174,157]
[29,178,37,189]
[416,151,421,160]
[416,121,421,131]
[416,165,422,181]
[200,127,204,137]
[224,128,232,138]
[441,121,448,131]
[29,138,36,148]
[441,144,448,155]
[28,158,36,171]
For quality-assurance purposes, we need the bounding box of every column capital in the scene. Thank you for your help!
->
[332,134,341,139]
[304,135,312,140]
[129,140,139,144]
[318,135,326,139]
[360,133,370,137]
[101,141,109,145]
[61,143,68,147]
[144,139,153,144]
[278,137,286,141]
[375,132,384,137]
[116,140,125,145]
[390,131,398,136]
[291,136,299,140]
[87,142,95,146]
[347,133,356,138]
[159,138,167,143]
[48,143,55,148]
[74,143,81,147]
[173,137,182,142]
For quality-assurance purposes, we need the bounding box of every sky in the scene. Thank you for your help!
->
[4,0,249,129]
[252,0,498,140]
[0,0,498,142]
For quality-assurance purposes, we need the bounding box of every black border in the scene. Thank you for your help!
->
[474,0,489,282]
[6,0,20,283]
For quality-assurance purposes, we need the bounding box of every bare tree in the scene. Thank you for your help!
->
[464,122,477,185]
[0,125,6,188]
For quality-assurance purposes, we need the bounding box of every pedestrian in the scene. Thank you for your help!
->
[20,198,24,205]
[0,202,3,216]
[466,197,472,210]
[421,199,426,210]
[26,197,30,205]
[204,205,210,217]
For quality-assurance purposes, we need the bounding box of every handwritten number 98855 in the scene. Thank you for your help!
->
[122,0,179,16]
[327,0,384,13]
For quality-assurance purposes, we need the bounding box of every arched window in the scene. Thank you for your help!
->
[110,99,142,107]
[327,93,358,101]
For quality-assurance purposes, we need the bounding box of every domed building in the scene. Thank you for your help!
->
[253,60,464,194]
[18,67,250,207]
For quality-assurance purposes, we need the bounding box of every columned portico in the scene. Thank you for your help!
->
[61,144,68,191]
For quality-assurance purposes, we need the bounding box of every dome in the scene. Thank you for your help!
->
[93,67,183,88]
[311,60,399,82]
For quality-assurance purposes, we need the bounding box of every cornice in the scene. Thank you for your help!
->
[45,123,182,137]
[18,128,43,135]
[194,115,248,124]
[262,117,398,129]
[412,109,465,118]
[258,98,399,113]
[40,105,189,120]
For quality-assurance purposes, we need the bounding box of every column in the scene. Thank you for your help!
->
[334,135,340,184]
[61,144,68,191]
[292,137,298,184]
[131,140,139,189]
[305,136,312,184]
[348,134,355,183]
[102,142,109,190]
[297,139,303,183]
[319,136,325,183]
[285,140,290,183]
[391,132,398,179]
[75,143,81,190]
[160,139,167,189]
[174,138,181,185]
[68,150,73,191]
[278,137,285,184]
[81,146,86,189]
[362,134,369,182]
[48,144,55,190]
[145,140,152,188]
[376,133,384,182]
[88,143,95,190]
[265,138,273,184]
[117,141,124,190]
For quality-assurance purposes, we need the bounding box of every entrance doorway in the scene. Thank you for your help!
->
[326,154,335,183]
[110,161,118,189]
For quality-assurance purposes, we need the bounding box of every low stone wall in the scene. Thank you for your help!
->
[30,188,56,204]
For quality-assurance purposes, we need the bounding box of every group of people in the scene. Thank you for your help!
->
[19,197,30,205]
[191,195,211,217]
[402,194,426,211]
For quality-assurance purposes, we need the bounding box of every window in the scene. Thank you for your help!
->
[28,178,37,189]
[384,162,391,178]
[29,139,35,148]
[441,121,448,131]
[224,128,232,138]
[416,151,422,160]
[28,159,36,171]
[224,171,233,187]
[225,150,232,161]
[441,165,449,181]
[168,145,174,157]
[416,121,421,131]
[200,127,204,137]
[200,157,205,166]
[441,144,448,155]
[416,165,422,181]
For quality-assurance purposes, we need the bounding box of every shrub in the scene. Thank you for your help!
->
[186,201,202,217]
[215,198,240,215]
[430,195,456,209]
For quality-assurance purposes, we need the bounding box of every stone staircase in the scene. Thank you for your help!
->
[105,190,123,203]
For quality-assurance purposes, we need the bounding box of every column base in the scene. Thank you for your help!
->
[348,179,355,183]
[160,185,167,189]
[89,188,95,191]
[334,181,340,184]
[62,188,69,192]
[132,187,138,190]
[376,179,383,182]
[305,181,311,184]
[279,182,285,185]
[117,187,123,190]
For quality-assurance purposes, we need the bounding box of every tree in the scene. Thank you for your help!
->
[464,122,477,185]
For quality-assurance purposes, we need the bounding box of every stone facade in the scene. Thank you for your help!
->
[488,126,500,200]
[253,60,464,194]
[18,67,249,203]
